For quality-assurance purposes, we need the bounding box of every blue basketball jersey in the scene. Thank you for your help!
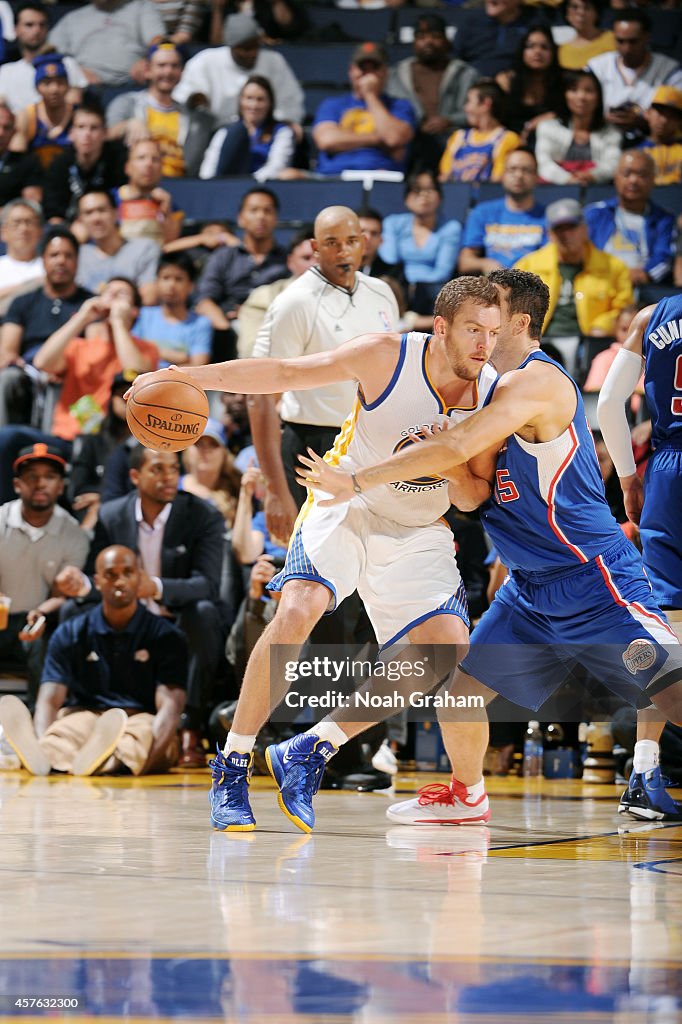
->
[481,351,624,573]
[641,294,682,449]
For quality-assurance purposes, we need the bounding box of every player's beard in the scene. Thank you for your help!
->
[448,354,482,381]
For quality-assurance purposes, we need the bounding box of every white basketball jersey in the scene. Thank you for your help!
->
[329,332,498,528]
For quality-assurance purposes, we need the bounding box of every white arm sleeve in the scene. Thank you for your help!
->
[597,347,643,478]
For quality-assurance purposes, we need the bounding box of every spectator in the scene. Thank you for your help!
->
[33,276,158,441]
[173,12,304,127]
[225,552,278,694]
[133,251,212,367]
[76,188,161,303]
[116,138,184,247]
[42,100,128,224]
[453,0,547,79]
[49,0,166,88]
[588,9,682,135]
[387,13,478,169]
[212,0,309,45]
[0,101,43,212]
[68,370,136,530]
[152,0,206,44]
[0,199,44,315]
[195,187,287,335]
[458,147,546,274]
[638,85,682,185]
[378,168,461,314]
[0,443,89,701]
[59,445,228,769]
[496,26,565,143]
[584,304,642,395]
[0,544,187,777]
[584,149,676,285]
[180,418,241,529]
[0,2,87,113]
[199,75,295,181]
[535,69,622,185]
[0,229,91,428]
[516,198,634,356]
[230,462,285,566]
[439,80,521,183]
[312,42,417,178]
[106,40,213,178]
[557,0,615,71]
[11,55,76,170]
[237,226,316,358]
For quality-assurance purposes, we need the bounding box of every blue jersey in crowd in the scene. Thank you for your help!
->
[461,198,546,267]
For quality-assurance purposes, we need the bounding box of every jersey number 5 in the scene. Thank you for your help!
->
[495,468,520,503]
[673,355,682,416]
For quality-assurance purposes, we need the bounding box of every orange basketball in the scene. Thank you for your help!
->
[126,368,210,453]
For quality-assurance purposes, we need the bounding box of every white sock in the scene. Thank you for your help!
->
[466,779,486,801]
[633,739,659,775]
[223,731,256,757]
[308,721,348,748]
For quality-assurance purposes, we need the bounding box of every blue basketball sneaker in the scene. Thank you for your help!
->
[618,767,682,822]
[265,733,337,833]
[208,748,256,831]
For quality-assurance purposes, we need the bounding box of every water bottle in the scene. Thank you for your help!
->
[523,720,543,777]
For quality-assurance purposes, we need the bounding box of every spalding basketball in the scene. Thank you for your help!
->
[126,368,210,453]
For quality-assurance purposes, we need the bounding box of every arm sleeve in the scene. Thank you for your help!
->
[187,315,213,358]
[377,215,401,266]
[40,625,77,688]
[195,247,229,304]
[460,204,486,250]
[198,127,226,179]
[269,55,304,125]
[535,120,572,185]
[106,93,137,127]
[646,212,674,283]
[160,505,225,607]
[133,240,162,285]
[253,125,295,182]
[597,347,642,478]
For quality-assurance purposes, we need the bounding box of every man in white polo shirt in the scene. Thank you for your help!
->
[248,205,399,544]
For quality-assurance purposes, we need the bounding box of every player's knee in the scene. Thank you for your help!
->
[276,584,331,637]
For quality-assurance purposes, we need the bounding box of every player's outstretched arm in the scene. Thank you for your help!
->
[598,305,651,525]
[298,375,545,504]
[126,333,400,400]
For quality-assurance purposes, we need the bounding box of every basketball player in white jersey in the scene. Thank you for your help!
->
[127,276,501,832]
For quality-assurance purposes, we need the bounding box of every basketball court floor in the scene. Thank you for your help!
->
[1,768,681,1023]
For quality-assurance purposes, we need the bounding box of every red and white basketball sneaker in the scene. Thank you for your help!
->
[386,778,490,825]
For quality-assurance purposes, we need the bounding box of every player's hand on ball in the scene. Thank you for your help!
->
[296,448,355,505]
[123,365,182,401]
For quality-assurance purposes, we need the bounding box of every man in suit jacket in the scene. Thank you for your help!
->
[57,444,227,767]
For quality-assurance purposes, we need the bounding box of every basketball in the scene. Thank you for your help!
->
[126,368,210,453]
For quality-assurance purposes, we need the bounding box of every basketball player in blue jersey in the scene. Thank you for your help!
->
[127,276,502,832]
[598,295,682,822]
[301,270,682,826]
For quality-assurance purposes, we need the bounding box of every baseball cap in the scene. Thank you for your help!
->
[651,85,682,112]
[201,418,227,446]
[351,41,388,67]
[13,442,67,475]
[546,198,584,230]
[147,40,187,66]
[33,53,67,85]
[224,13,261,47]
[415,14,448,36]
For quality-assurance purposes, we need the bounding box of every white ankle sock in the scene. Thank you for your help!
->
[455,778,485,801]
[309,721,348,747]
[224,731,256,756]
[633,739,659,774]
